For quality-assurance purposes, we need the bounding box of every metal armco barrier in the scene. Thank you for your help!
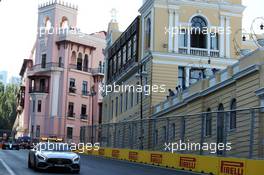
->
[76,148,264,175]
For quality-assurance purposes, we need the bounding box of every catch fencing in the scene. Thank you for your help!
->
[83,107,264,159]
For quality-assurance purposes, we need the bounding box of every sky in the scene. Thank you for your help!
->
[0,0,262,79]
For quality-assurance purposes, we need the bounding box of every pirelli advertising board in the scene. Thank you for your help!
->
[77,148,263,175]
[179,156,197,170]
[219,160,245,175]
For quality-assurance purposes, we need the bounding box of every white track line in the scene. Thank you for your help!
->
[0,158,16,175]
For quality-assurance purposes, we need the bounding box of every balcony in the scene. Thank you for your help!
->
[67,112,75,118]
[29,86,49,93]
[28,62,64,75]
[80,114,88,120]
[178,47,220,58]
[69,86,77,94]
[108,57,137,83]
[68,65,104,75]
[82,91,89,96]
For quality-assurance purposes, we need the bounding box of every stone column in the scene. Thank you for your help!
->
[174,12,179,53]
[185,67,190,88]
[207,30,211,56]
[168,9,174,52]
[220,15,225,58]
[225,16,231,58]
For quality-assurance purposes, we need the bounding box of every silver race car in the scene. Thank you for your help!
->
[28,142,80,174]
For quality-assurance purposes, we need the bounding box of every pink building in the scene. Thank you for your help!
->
[13,1,106,143]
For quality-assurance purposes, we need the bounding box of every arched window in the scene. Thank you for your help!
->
[154,129,158,145]
[191,16,208,49]
[44,16,51,29]
[71,51,76,64]
[77,53,83,71]
[99,61,102,73]
[162,126,167,142]
[145,18,151,50]
[61,16,69,29]
[217,103,225,155]
[181,117,185,141]
[205,108,212,137]
[58,57,62,67]
[171,123,176,141]
[218,103,224,111]
[204,108,212,137]
[230,99,237,130]
[83,55,89,72]
[133,124,137,147]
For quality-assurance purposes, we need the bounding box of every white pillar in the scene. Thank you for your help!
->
[51,71,61,116]
[173,12,179,53]
[187,25,191,54]
[207,32,211,56]
[225,16,231,58]
[220,15,225,58]
[168,9,174,52]
[185,67,190,88]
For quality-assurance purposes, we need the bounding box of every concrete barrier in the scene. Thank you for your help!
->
[77,148,264,175]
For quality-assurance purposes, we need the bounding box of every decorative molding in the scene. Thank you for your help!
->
[152,51,237,68]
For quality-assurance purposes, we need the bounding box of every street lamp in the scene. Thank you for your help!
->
[260,23,264,30]
[89,86,97,144]
[242,35,246,41]
[250,17,264,47]
[233,28,250,56]
[135,64,148,150]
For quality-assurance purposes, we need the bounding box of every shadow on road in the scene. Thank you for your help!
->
[29,168,78,174]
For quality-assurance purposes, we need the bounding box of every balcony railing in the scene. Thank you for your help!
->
[69,87,76,94]
[29,86,49,93]
[29,62,64,71]
[68,64,104,74]
[80,114,88,120]
[82,91,89,96]
[108,57,136,83]
[67,112,75,118]
[178,47,220,58]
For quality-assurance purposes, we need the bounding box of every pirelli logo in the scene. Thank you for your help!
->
[112,150,120,158]
[179,157,196,169]
[150,154,162,164]
[220,161,244,175]
[99,149,105,156]
[129,152,138,161]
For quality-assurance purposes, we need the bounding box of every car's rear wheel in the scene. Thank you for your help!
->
[72,170,80,174]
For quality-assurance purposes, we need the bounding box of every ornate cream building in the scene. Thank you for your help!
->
[102,0,256,149]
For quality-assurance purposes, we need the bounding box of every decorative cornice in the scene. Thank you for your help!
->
[139,0,245,15]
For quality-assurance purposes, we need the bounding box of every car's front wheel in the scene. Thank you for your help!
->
[28,156,32,169]
[33,156,38,171]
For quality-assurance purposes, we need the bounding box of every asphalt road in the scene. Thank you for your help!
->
[0,150,202,175]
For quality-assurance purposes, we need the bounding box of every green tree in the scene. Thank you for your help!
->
[0,83,19,130]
